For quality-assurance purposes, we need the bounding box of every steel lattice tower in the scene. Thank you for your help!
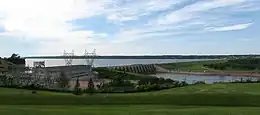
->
[84,49,96,69]
[63,50,74,66]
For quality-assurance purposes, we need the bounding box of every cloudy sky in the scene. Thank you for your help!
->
[0,0,259,57]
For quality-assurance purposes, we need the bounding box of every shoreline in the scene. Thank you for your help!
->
[168,71,260,78]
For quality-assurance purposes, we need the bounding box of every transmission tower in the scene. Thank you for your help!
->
[63,50,74,66]
[84,49,96,69]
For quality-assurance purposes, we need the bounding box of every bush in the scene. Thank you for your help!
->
[84,88,95,94]
[180,81,189,87]
[73,88,83,95]
[31,90,37,94]
[194,81,206,85]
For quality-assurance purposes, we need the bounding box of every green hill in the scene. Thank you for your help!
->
[1,83,260,106]
[1,83,260,115]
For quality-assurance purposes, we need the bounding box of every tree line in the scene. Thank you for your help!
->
[1,53,25,65]
[204,58,260,70]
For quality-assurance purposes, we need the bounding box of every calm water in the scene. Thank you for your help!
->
[153,73,260,84]
[25,59,210,67]
[26,59,259,83]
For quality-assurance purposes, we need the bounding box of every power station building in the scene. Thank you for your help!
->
[32,61,97,89]
[0,59,8,74]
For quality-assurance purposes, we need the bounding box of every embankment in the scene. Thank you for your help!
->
[170,71,260,77]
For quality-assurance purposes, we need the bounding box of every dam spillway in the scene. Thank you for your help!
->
[109,64,157,74]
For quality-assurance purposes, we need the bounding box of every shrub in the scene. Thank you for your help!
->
[73,88,83,95]
[85,78,95,95]
[194,81,206,85]
[73,78,83,95]
[31,90,37,94]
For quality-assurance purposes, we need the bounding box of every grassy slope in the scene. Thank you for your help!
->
[1,84,260,114]
[0,105,260,115]
[1,83,260,106]
[159,59,260,73]
[158,60,226,72]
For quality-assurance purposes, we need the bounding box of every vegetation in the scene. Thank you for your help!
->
[204,58,260,72]
[84,78,95,94]
[56,72,70,89]
[0,105,260,115]
[73,78,83,95]
[2,53,25,65]
[159,60,225,72]
[1,83,260,114]
[0,83,260,106]
[95,73,188,93]
[159,58,260,73]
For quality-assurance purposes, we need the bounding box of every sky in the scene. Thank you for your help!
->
[0,0,260,57]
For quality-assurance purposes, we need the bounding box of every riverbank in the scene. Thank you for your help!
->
[169,71,260,78]
[157,59,260,78]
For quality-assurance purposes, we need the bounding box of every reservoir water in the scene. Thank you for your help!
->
[25,59,209,67]
[26,58,259,83]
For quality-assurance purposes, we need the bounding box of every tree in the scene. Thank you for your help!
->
[57,72,70,89]
[73,77,83,95]
[86,78,95,94]
[4,53,25,65]
[0,74,15,87]
[88,78,95,90]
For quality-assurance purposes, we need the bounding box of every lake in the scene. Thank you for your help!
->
[153,73,259,84]
[25,59,211,67]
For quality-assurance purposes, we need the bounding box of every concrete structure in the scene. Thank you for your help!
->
[33,65,93,78]
[0,59,8,74]
[0,59,18,74]
[32,64,97,89]
[109,64,157,74]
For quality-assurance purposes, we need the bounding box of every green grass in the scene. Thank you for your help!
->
[159,60,226,72]
[1,83,260,106]
[155,83,260,94]
[0,105,260,115]
[1,83,260,114]
[159,59,260,73]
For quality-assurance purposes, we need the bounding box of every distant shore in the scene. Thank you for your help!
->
[170,71,260,78]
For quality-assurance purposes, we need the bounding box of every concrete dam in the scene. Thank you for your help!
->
[108,64,160,74]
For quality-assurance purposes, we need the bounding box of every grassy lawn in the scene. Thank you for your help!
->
[1,83,260,106]
[1,83,260,114]
[150,83,260,95]
[0,105,260,115]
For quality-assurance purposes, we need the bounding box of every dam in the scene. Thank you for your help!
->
[108,64,157,74]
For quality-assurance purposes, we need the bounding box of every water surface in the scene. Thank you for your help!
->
[26,59,212,67]
[153,73,259,84]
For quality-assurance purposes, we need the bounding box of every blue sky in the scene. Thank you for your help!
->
[0,0,260,57]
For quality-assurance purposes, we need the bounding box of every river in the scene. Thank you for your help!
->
[152,73,259,84]
[25,59,210,67]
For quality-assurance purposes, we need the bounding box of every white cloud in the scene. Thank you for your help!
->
[209,23,253,31]
[106,0,182,22]
[0,0,112,40]
[0,0,115,55]
[0,0,259,56]
[154,0,247,25]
